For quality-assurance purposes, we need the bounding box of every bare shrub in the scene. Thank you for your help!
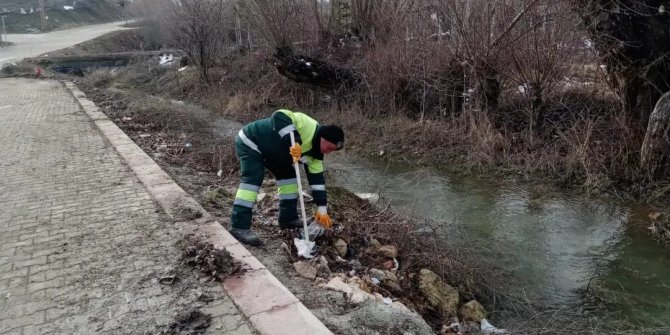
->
[502,2,590,137]
[87,69,115,88]
[246,0,320,49]
[350,0,418,46]
[167,0,234,83]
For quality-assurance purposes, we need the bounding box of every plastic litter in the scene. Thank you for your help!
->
[370,277,381,285]
[294,238,315,259]
[445,322,460,332]
[300,220,325,240]
[159,54,174,66]
[391,258,399,272]
[481,319,509,334]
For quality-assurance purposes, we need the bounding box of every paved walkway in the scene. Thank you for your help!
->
[0,22,129,67]
[0,79,254,334]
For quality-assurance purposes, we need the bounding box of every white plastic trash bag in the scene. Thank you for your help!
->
[294,237,315,259]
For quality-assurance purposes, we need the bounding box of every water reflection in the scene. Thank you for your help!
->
[328,154,670,327]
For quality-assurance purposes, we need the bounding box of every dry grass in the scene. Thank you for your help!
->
[70,61,658,333]
[74,51,648,198]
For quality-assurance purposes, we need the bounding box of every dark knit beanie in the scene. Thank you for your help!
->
[320,125,345,150]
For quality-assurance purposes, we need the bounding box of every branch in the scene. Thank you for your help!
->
[490,0,542,49]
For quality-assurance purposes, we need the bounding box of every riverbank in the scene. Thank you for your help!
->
[70,76,505,334]
[4,29,665,332]
[55,65,653,334]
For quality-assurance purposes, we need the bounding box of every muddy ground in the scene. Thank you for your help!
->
[74,84,495,335]
[62,72,630,335]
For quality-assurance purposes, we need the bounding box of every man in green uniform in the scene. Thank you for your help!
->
[229,109,345,246]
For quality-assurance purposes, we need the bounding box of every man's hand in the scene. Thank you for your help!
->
[314,206,332,229]
[290,143,301,163]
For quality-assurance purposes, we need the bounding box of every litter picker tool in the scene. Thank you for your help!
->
[290,132,315,258]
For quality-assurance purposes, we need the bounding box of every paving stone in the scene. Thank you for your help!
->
[0,79,255,335]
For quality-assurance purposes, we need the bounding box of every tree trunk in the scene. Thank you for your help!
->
[475,62,500,113]
[573,0,670,131]
[641,91,670,178]
[271,46,362,93]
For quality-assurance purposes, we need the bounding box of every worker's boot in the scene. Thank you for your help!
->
[229,228,263,246]
[279,218,304,230]
[278,199,299,229]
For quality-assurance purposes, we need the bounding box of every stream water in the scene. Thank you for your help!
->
[328,154,670,332]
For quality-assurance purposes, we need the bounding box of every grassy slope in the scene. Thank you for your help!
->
[39,29,150,57]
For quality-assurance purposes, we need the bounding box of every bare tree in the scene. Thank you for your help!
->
[504,1,586,135]
[246,0,319,49]
[431,0,544,114]
[571,0,670,177]
[168,0,232,83]
[641,91,670,177]
[572,0,670,130]
[350,0,417,46]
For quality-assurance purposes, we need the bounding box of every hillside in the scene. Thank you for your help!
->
[0,0,125,33]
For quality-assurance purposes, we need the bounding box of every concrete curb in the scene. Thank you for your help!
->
[64,82,333,335]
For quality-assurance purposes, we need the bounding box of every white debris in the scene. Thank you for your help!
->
[517,84,529,94]
[63,5,74,10]
[320,277,375,304]
[321,277,352,294]
[370,277,381,285]
[216,170,223,177]
[294,237,315,259]
[382,297,393,305]
[20,8,26,14]
[660,5,666,13]
[391,258,399,272]
[583,38,594,49]
[159,54,174,66]
[481,319,509,334]
[355,192,380,204]
[305,62,312,67]
[178,66,189,72]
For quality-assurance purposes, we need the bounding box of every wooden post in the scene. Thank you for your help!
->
[0,16,3,45]
[39,0,47,31]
